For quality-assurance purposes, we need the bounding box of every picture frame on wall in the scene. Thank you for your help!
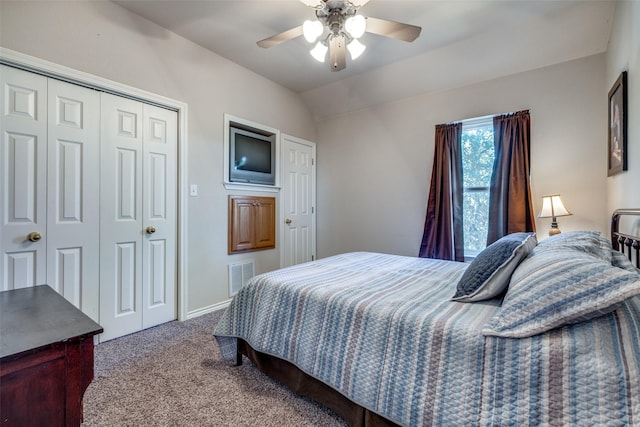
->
[608,71,627,176]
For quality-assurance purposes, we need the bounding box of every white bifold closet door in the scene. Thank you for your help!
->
[1,65,177,341]
[99,93,177,341]
[0,65,100,321]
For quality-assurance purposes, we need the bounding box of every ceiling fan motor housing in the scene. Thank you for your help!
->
[316,0,357,36]
[327,11,344,35]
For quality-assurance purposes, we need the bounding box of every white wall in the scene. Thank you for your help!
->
[0,1,317,314]
[606,1,640,222]
[316,54,607,258]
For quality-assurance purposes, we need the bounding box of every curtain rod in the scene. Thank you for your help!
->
[451,109,531,126]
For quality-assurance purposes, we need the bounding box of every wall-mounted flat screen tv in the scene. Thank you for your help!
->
[229,126,276,186]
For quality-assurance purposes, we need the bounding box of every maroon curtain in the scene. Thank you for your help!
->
[419,123,464,261]
[487,110,536,245]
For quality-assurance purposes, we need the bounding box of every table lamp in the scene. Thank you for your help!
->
[539,195,572,236]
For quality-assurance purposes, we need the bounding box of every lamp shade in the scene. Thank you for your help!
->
[539,195,572,218]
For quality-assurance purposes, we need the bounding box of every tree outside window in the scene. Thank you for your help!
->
[461,118,494,259]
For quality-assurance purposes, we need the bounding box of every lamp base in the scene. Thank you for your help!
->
[548,218,562,236]
[548,228,562,236]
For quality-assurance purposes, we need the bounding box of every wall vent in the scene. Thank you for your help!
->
[228,260,255,297]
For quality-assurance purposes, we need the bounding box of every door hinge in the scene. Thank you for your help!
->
[312,158,315,166]
[312,255,315,261]
[312,206,314,214]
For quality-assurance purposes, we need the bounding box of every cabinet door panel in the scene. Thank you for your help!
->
[228,196,275,253]
[0,351,66,426]
[254,198,276,249]
[229,198,256,253]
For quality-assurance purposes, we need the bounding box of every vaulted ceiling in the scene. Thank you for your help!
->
[114,0,616,118]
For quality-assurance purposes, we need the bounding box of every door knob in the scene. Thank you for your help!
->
[27,232,42,242]
[146,226,156,234]
[285,218,292,225]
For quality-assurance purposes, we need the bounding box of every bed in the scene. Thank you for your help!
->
[214,209,640,426]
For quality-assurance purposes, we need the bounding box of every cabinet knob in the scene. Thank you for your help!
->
[27,231,42,242]
[285,218,292,225]
[146,226,156,235]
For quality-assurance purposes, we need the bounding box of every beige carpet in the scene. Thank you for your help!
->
[82,309,347,426]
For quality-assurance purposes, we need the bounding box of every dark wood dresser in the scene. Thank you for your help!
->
[0,285,103,426]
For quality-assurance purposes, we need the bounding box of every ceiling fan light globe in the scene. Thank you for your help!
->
[347,39,366,60]
[303,20,323,43]
[345,15,366,39]
[310,41,328,62]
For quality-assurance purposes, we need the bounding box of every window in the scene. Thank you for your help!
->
[461,117,494,259]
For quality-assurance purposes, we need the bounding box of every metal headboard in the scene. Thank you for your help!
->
[611,209,640,267]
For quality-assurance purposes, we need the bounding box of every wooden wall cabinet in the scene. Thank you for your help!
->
[228,195,276,253]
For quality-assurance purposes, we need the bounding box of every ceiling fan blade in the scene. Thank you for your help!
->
[364,16,421,42]
[300,0,370,7]
[329,35,346,72]
[257,26,303,48]
[299,0,323,7]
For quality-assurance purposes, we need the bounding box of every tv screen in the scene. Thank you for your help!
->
[229,126,276,185]
[234,133,271,174]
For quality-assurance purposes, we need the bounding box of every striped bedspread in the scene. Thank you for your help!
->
[214,252,640,426]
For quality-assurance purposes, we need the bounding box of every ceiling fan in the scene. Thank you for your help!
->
[257,0,422,72]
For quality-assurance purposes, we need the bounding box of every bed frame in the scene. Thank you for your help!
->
[235,209,640,427]
[611,208,640,267]
[236,339,397,426]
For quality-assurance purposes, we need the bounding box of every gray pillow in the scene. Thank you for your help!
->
[536,230,611,262]
[452,232,537,302]
[482,246,640,338]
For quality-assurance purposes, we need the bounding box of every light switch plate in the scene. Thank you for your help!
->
[190,184,198,196]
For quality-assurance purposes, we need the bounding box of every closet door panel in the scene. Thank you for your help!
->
[115,241,137,313]
[142,104,177,329]
[46,79,100,320]
[0,65,47,290]
[100,93,144,341]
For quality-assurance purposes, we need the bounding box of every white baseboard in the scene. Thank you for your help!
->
[187,300,231,320]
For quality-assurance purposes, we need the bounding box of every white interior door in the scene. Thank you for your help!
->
[142,103,177,329]
[281,134,316,267]
[46,79,100,320]
[0,65,48,290]
[100,93,144,340]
